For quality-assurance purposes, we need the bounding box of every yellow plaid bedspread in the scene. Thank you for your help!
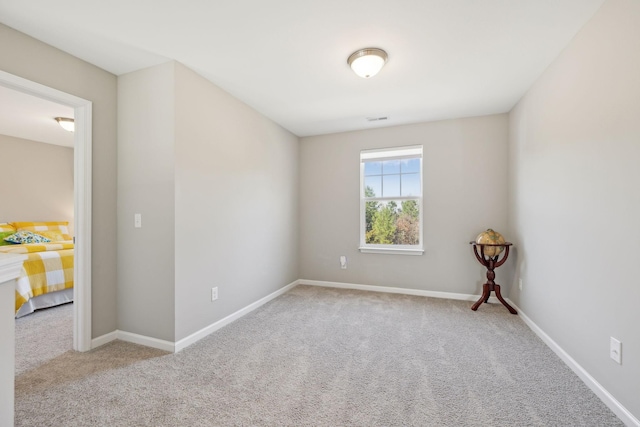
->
[0,242,74,313]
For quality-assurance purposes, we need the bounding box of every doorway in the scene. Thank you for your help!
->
[0,70,92,352]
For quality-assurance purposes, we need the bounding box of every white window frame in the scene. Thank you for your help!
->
[359,145,424,255]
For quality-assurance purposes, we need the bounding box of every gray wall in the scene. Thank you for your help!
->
[299,114,511,295]
[117,62,300,342]
[0,134,74,233]
[0,23,118,337]
[117,62,176,341]
[174,63,299,340]
[508,0,639,419]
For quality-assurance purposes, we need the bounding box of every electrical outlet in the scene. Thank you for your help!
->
[211,287,218,301]
[518,278,523,291]
[610,337,621,364]
[340,255,347,269]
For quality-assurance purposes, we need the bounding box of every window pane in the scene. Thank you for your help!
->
[360,146,423,250]
[364,161,381,176]
[401,173,421,196]
[401,158,420,173]
[382,160,400,174]
[364,177,381,197]
[397,200,420,245]
[365,199,420,246]
[382,174,400,197]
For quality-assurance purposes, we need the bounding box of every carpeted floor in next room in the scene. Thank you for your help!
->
[15,301,74,376]
[14,285,624,426]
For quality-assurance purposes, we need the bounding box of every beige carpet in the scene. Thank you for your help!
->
[15,285,623,426]
[14,301,74,376]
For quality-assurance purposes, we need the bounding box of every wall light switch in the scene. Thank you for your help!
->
[610,337,622,364]
[134,213,142,228]
[340,255,347,269]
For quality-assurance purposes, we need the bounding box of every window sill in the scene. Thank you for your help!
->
[358,247,424,256]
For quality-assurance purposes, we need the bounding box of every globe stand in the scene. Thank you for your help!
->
[469,242,517,315]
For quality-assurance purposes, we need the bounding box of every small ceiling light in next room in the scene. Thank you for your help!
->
[55,117,74,132]
[348,48,388,78]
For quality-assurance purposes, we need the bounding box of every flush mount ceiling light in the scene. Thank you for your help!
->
[55,117,75,132]
[347,48,388,78]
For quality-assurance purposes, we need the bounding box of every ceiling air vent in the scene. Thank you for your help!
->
[366,116,388,122]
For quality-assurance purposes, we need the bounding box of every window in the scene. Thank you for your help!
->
[360,145,423,255]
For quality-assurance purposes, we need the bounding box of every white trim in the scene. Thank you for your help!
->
[360,145,424,253]
[73,102,92,352]
[118,331,175,353]
[91,330,118,349]
[359,247,424,256]
[174,280,300,352]
[508,300,639,427]
[0,70,93,353]
[299,279,497,302]
[91,330,174,352]
[361,145,423,160]
[0,254,27,283]
[90,280,300,353]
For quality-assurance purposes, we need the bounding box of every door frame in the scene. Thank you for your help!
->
[0,70,92,352]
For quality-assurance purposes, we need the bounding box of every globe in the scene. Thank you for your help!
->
[475,229,505,256]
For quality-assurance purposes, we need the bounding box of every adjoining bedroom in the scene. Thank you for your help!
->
[0,86,76,368]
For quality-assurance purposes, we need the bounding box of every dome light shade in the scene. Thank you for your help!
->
[348,48,388,78]
[55,117,75,132]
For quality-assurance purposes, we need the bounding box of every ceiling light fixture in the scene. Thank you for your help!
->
[55,117,75,132]
[347,48,388,78]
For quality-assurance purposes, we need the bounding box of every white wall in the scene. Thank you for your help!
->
[117,62,176,341]
[0,134,74,232]
[0,23,118,337]
[0,272,18,427]
[300,114,511,295]
[508,0,640,420]
[174,63,299,341]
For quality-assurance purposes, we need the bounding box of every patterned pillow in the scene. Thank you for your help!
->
[0,231,17,246]
[3,230,51,244]
[12,221,72,241]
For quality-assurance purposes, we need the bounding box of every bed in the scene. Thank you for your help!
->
[0,222,74,318]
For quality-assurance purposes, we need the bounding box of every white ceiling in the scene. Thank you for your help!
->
[0,85,74,147]
[0,0,605,138]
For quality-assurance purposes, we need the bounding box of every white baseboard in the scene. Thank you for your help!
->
[298,279,497,303]
[92,330,174,352]
[174,279,299,352]
[117,330,175,353]
[91,330,117,349]
[507,300,639,427]
[92,280,300,354]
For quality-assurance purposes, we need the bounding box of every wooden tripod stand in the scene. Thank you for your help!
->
[470,242,517,314]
